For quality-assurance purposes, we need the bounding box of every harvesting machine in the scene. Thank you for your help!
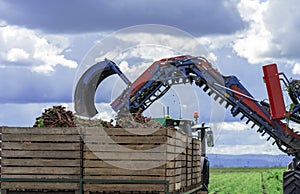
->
[74,55,300,193]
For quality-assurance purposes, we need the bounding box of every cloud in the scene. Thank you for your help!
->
[0,0,244,35]
[292,63,300,75]
[232,0,275,64]
[208,142,282,155]
[207,121,284,155]
[228,0,300,75]
[0,25,78,73]
[6,48,29,62]
[213,121,249,131]
[0,65,76,104]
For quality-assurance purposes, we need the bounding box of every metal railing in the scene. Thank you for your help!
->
[0,178,170,194]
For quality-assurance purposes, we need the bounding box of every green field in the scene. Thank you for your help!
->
[209,167,285,194]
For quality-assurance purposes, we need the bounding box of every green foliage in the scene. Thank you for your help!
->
[36,118,44,127]
[209,168,284,194]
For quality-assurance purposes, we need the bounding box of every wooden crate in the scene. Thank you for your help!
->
[1,127,81,191]
[81,127,202,193]
[0,126,202,193]
[82,127,171,193]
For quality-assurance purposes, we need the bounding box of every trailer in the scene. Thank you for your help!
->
[0,126,208,194]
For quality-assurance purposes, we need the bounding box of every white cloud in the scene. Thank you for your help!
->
[230,0,300,73]
[6,48,29,62]
[233,0,274,64]
[197,34,236,50]
[94,102,116,121]
[206,52,217,62]
[118,60,150,80]
[292,63,300,75]
[213,121,249,131]
[196,0,300,76]
[208,142,282,155]
[115,32,209,58]
[0,25,78,73]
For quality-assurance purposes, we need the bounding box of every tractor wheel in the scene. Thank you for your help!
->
[202,157,209,191]
[283,169,300,194]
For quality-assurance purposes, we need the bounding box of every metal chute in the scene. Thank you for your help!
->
[74,59,130,117]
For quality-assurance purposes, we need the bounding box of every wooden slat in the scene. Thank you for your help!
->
[1,174,80,179]
[2,167,80,175]
[84,183,165,192]
[83,136,168,144]
[2,127,79,135]
[84,144,167,153]
[2,134,80,142]
[2,142,80,151]
[1,182,79,190]
[84,151,166,160]
[2,159,80,167]
[84,167,164,176]
[166,160,181,169]
[84,160,166,169]
[79,127,174,136]
[84,175,167,181]
[2,150,80,159]
[103,128,169,136]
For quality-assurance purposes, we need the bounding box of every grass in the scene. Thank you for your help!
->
[209,167,285,194]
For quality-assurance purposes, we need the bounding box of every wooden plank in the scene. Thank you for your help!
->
[1,174,80,179]
[80,127,177,137]
[166,160,181,169]
[2,150,80,159]
[84,175,167,181]
[166,175,175,185]
[174,175,181,183]
[84,183,165,192]
[192,161,201,167]
[2,134,80,142]
[84,151,166,160]
[166,168,182,177]
[2,142,80,151]
[1,182,79,190]
[98,128,168,136]
[168,183,175,192]
[167,145,187,154]
[193,144,200,150]
[2,167,80,175]
[84,167,165,176]
[83,136,168,144]
[84,144,167,153]
[2,159,80,167]
[168,139,187,148]
[2,127,79,135]
[84,160,166,169]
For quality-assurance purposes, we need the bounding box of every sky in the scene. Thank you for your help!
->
[1,0,300,156]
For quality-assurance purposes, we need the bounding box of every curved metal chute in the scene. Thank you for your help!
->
[74,59,129,117]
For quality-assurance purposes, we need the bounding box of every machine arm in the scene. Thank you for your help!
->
[75,55,300,155]
[110,55,300,155]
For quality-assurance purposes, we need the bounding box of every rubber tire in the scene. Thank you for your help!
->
[202,158,209,191]
[283,169,300,194]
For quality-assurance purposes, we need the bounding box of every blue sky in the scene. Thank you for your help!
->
[1,0,300,155]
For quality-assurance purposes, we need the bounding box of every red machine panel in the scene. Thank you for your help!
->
[263,64,286,119]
